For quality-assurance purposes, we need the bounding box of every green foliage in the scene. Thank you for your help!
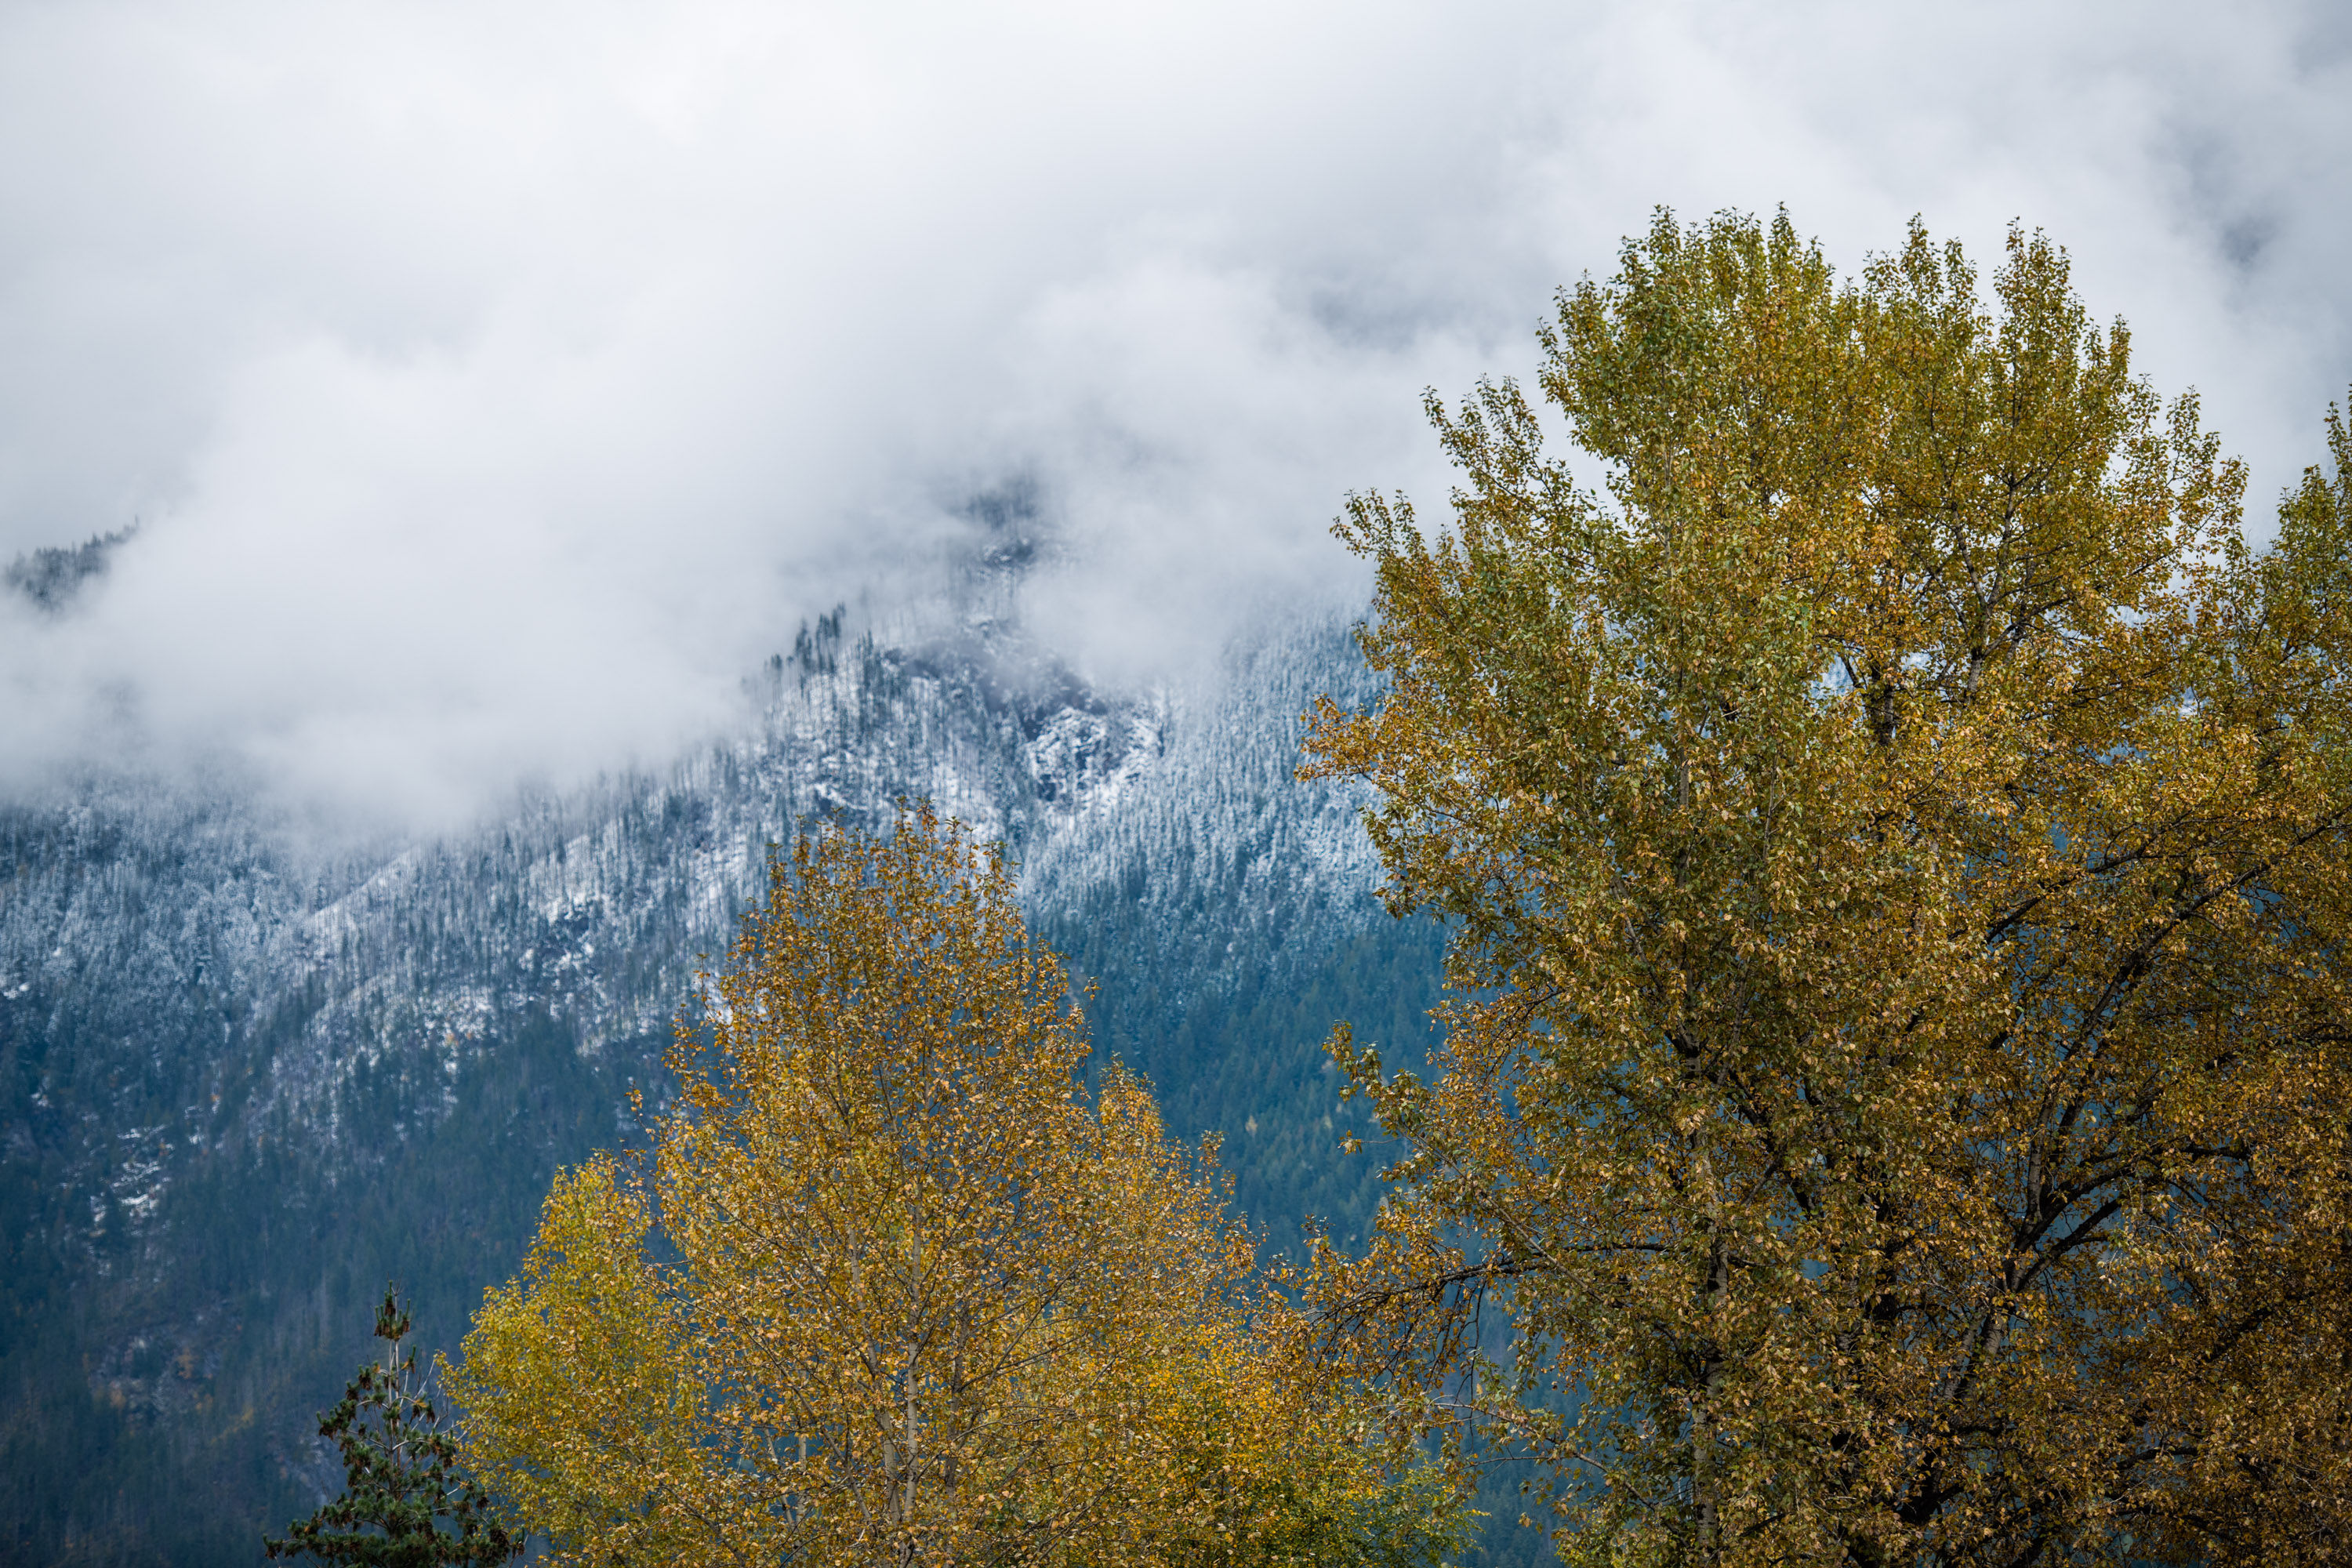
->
[265,1289,519,1567]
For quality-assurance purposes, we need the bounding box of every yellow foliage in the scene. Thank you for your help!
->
[1302,211,2352,1566]
[446,803,1462,1568]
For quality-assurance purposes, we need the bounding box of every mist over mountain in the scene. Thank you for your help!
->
[3,0,2348,831]
[0,525,1479,1563]
[2,532,132,615]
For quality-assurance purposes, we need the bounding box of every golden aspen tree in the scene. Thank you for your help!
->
[1302,211,2352,1566]
[445,803,1464,1568]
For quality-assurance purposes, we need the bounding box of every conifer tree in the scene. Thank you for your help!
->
[266,1287,521,1566]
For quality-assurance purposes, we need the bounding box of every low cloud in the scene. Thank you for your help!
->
[2,0,2347,827]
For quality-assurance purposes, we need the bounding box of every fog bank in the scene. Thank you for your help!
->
[3,0,2347,827]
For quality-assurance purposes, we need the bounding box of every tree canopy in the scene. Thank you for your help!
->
[447,803,1465,1568]
[1303,209,2352,1566]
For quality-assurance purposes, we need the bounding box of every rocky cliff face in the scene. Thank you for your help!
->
[0,561,1447,1564]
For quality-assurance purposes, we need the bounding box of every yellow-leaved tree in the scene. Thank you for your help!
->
[1302,211,2352,1566]
[445,803,1465,1568]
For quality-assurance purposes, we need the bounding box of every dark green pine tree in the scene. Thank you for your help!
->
[265,1287,522,1566]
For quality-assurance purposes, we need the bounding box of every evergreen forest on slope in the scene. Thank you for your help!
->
[0,528,1508,1564]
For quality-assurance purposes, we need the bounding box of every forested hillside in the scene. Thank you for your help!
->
[0,561,1458,1564]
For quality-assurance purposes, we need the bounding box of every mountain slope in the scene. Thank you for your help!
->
[1,588,1465,1565]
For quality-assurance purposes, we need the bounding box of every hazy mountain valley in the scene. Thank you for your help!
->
[0,532,1472,1564]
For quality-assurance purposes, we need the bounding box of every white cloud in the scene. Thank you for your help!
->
[2,0,2347,826]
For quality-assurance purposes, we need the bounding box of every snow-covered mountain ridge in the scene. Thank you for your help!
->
[0,575,1443,1565]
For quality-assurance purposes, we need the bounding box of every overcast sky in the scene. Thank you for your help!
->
[2,0,2348,829]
